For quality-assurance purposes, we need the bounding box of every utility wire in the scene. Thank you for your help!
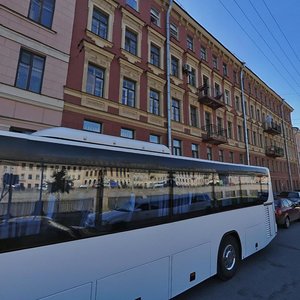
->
[262,0,300,67]
[218,0,300,96]
[233,0,299,88]
[249,0,300,84]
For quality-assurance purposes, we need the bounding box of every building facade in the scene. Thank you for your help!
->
[62,0,299,192]
[0,0,298,192]
[0,0,76,132]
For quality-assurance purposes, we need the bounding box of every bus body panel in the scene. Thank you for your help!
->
[0,205,275,300]
[0,129,276,299]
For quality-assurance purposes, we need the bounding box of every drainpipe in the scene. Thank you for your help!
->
[166,0,174,154]
[295,129,300,189]
[240,62,250,165]
[281,100,293,190]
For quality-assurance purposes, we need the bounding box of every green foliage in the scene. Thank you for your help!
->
[50,168,71,194]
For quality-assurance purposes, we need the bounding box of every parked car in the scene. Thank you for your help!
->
[278,191,300,205]
[274,198,300,228]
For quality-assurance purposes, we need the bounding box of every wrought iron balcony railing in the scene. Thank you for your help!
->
[198,85,225,110]
[265,146,284,158]
[263,121,281,135]
[202,124,227,145]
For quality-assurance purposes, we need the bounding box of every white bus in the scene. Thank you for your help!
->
[0,127,276,300]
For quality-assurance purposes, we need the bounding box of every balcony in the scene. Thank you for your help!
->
[198,85,225,110]
[202,124,227,145]
[263,121,281,135]
[265,146,284,158]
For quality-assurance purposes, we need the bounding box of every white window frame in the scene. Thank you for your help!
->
[224,89,230,105]
[170,23,178,39]
[149,134,160,144]
[150,8,160,26]
[83,120,102,133]
[126,0,138,11]
[200,46,207,61]
[121,128,134,139]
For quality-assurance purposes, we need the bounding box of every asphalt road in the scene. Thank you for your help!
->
[173,221,300,300]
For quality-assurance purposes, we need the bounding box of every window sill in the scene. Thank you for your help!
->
[86,30,113,48]
[148,63,164,76]
[121,49,142,64]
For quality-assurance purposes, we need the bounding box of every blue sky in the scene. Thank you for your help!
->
[176,0,300,127]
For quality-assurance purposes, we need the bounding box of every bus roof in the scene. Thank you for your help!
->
[0,128,269,175]
[32,127,171,155]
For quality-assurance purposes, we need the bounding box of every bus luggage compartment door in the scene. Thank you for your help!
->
[39,283,92,300]
[96,257,169,300]
[171,242,211,298]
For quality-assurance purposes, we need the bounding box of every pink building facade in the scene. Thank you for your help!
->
[0,0,76,131]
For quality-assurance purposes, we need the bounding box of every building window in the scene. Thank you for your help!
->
[229,151,234,163]
[214,82,221,97]
[224,90,230,105]
[244,100,248,115]
[15,49,45,93]
[256,109,261,122]
[212,55,218,69]
[149,89,160,115]
[239,154,244,164]
[91,8,108,40]
[238,125,243,141]
[170,23,178,39]
[188,68,196,87]
[219,150,224,162]
[250,105,254,118]
[149,134,160,144]
[247,129,250,144]
[150,43,160,67]
[253,131,257,146]
[235,96,240,111]
[126,0,138,10]
[217,117,223,133]
[83,120,102,133]
[86,64,104,97]
[122,78,136,107]
[227,121,232,139]
[223,63,228,76]
[173,139,182,156]
[200,46,207,61]
[191,144,199,158]
[202,75,210,92]
[150,8,160,26]
[172,98,180,122]
[125,28,138,55]
[187,35,193,51]
[121,128,134,139]
[207,147,212,160]
[233,71,237,83]
[28,0,55,29]
[190,106,198,127]
[260,134,263,147]
[171,56,179,77]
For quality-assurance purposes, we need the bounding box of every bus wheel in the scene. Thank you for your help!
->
[284,217,290,229]
[217,235,240,281]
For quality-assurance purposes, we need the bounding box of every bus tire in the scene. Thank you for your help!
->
[284,217,290,229]
[217,235,240,281]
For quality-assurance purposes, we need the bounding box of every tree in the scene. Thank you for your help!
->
[50,168,71,195]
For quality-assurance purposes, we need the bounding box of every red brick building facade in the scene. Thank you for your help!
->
[62,0,299,192]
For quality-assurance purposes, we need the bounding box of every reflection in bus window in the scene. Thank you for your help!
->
[173,172,213,215]
[214,174,269,208]
[0,159,269,252]
[84,170,171,231]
